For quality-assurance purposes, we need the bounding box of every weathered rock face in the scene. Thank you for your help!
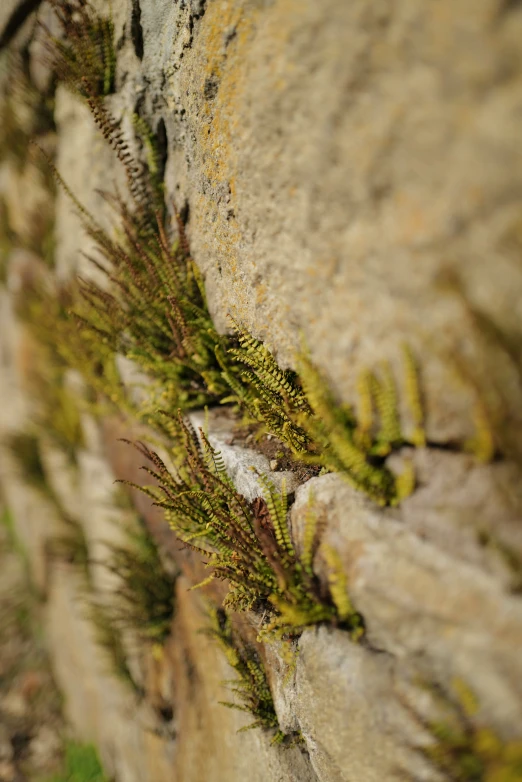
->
[47,0,522,451]
[125,0,522,447]
[2,1,522,781]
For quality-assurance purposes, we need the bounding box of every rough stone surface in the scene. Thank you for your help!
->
[291,469,522,736]
[2,1,522,781]
[157,577,317,782]
[46,564,175,782]
[137,0,522,446]
[47,0,522,449]
[189,408,299,499]
[0,503,65,782]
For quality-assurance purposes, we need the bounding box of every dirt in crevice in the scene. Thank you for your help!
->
[227,426,322,486]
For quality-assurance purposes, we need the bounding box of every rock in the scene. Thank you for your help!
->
[0,447,62,594]
[53,87,127,283]
[189,409,299,500]
[137,0,522,448]
[291,466,522,736]
[29,4,63,94]
[29,725,61,768]
[45,563,174,782]
[160,577,317,782]
[76,447,132,595]
[19,670,43,701]
[295,628,408,782]
[52,0,522,447]
[2,160,53,248]
[0,760,15,782]
[0,724,14,762]
[0,0,38,51]
[39,438,82,524]
[3,1,522,780]
[2,691,26,720]
[0,288,31,432]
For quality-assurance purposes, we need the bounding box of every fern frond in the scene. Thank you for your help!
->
[301,494,319,577]
[394,460,416,504]
[355,369,373,450]
[320,544,360,631]
[402,344,426,447]
[256,473,294,559]
[465,399,495,463]
[371,362,402,451]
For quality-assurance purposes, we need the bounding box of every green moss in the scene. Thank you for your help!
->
[41,741,108,782]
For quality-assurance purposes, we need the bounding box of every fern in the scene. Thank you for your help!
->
[225,327,310,452]
[89,599,141,695]
[42,6,431,507]
[465,400,495,464]
[125,413,363,639]
[203,607,283,738]
[401,679,522,782]
[102,518,177,644]
[298,354,398,505]
[297,350,427,505]
[16,277,134,423]
[402,343,426,447]
[300,494,321,578]
[39,147,232,417]
[45,0,116,98]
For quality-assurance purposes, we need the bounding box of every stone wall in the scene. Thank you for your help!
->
[1,2,522,781]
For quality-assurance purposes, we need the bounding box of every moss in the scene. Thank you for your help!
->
[41,741,108,782]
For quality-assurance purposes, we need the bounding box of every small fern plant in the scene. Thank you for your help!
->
[220,326,311,453]
[297,345,425,505]
[45,0,116,98]
[122,412,363,640]
[40,123,234,418]
[221,329,424,506]
[102,518,176,645]
[402,679,522,782]
[203,607,285,740]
